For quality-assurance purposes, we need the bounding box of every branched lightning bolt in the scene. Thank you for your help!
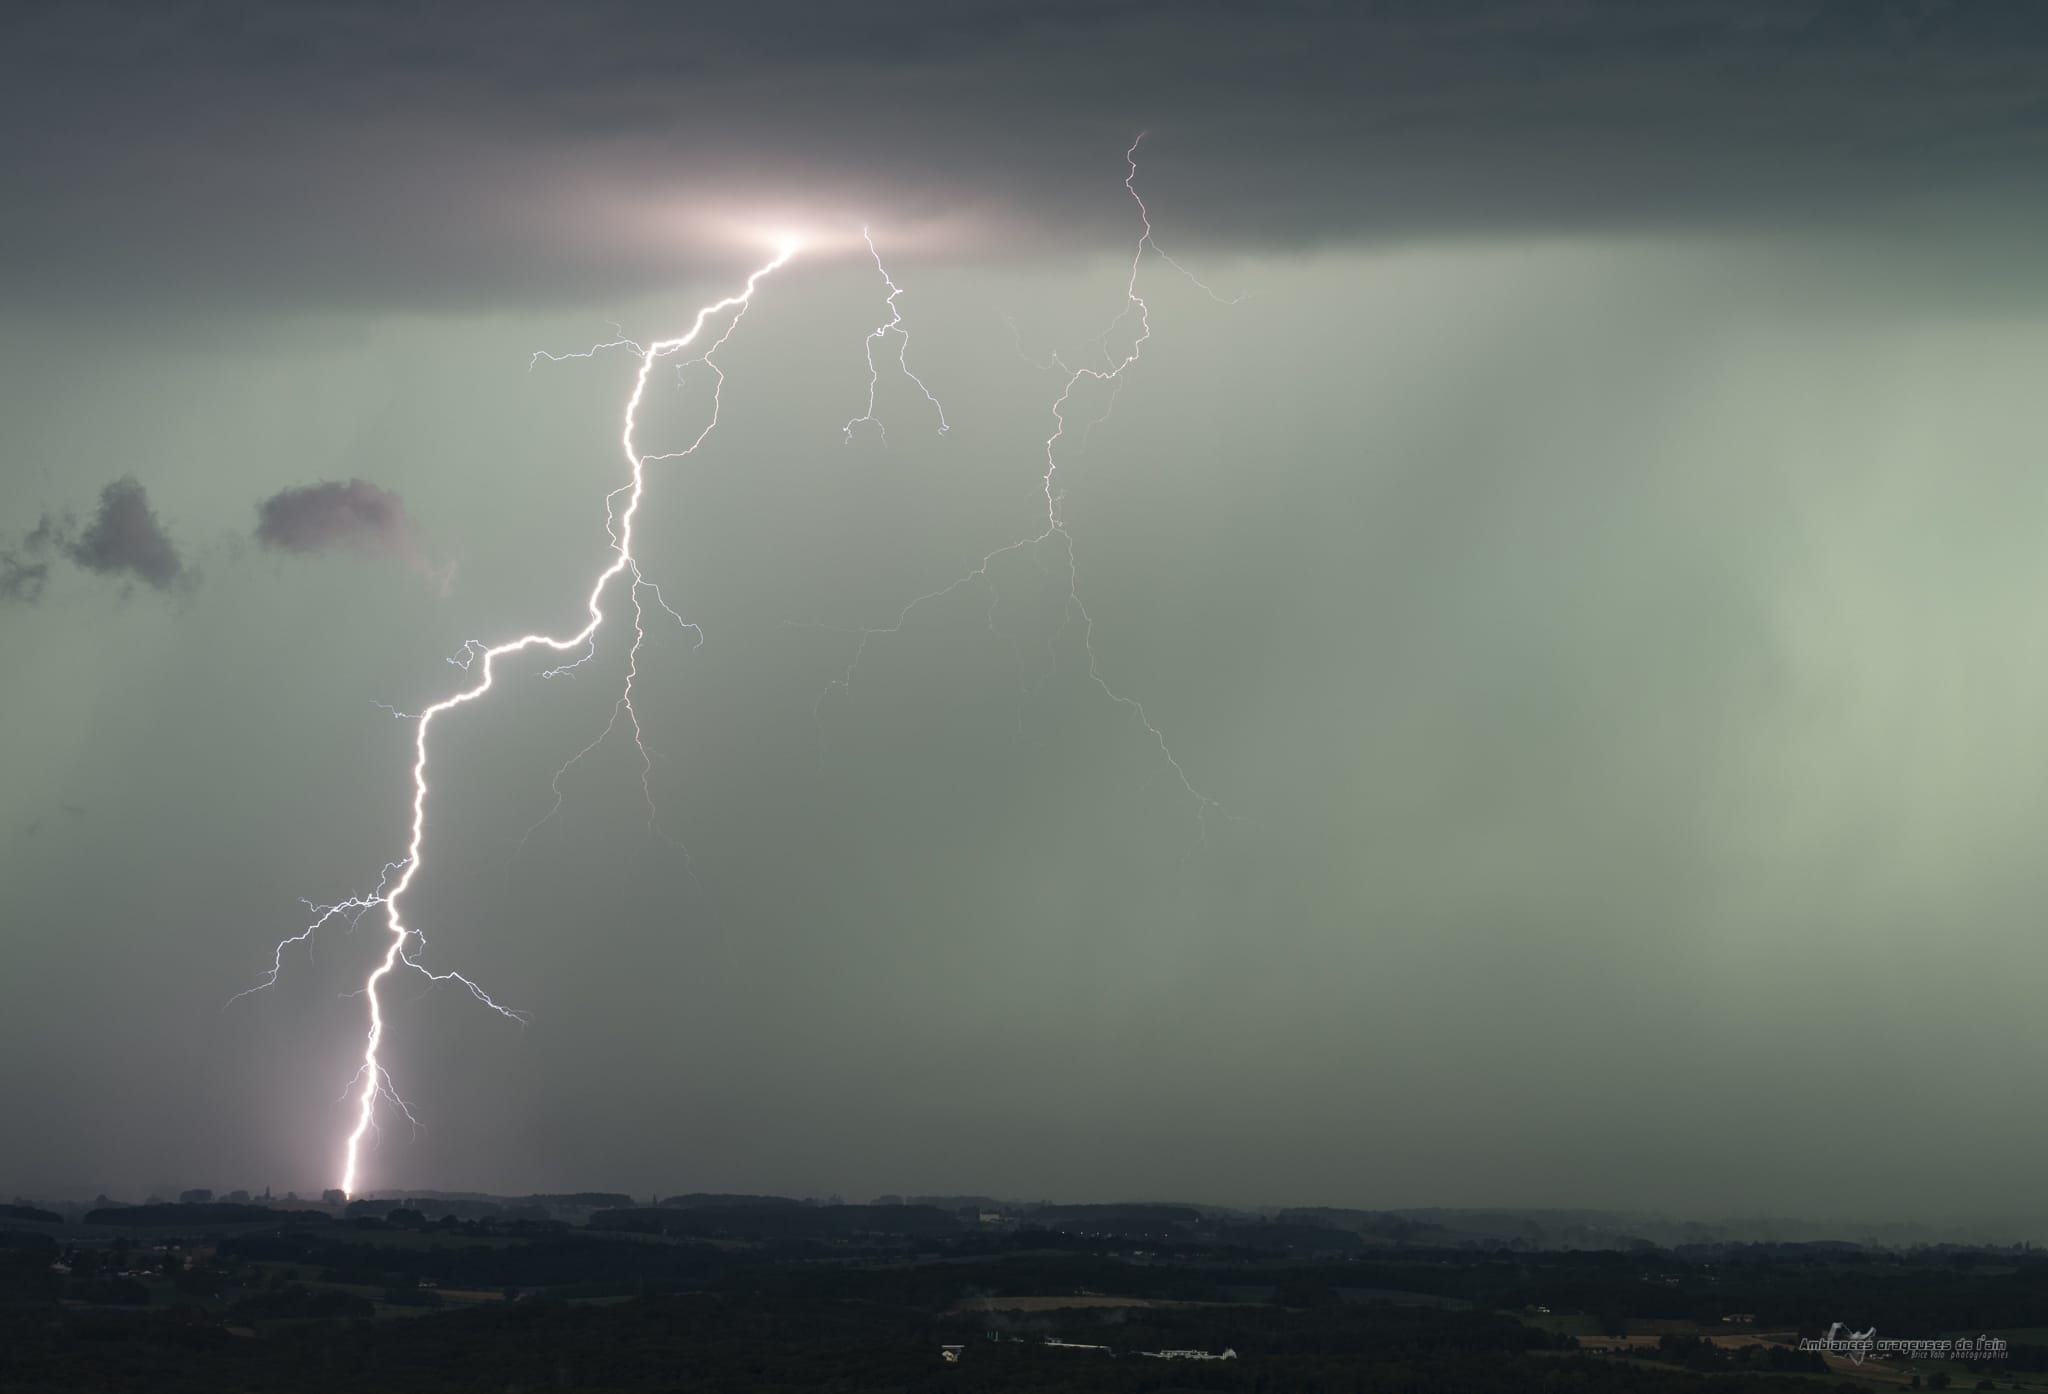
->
[234,139,1215,1198]
[339,1062,420,1147]
[329,247,797,1196]
[519,302,764,852]
[223,861,404,1011]
[810,136,1232,832]
[234,247,797,1197]
[844,226,949,442]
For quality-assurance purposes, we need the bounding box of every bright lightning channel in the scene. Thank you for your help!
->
[236,137,1220,1199]
[234,245,810,1198]
[338,246,798,1196]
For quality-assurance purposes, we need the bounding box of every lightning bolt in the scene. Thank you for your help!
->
[331,246,801,1196]
[229,247,799,1197]
[811,136,1233,832]
[223,862,403,1012]
[519,285,766,855]
[844,225,950,443]
[235,136,1217,1199]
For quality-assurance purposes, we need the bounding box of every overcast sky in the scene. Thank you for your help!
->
[5,1,2048,1222]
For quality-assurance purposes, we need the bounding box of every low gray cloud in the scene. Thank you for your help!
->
[254,478,449,589]
[64,477,185,591]
[1,482,184,602]
[255,478,413,556]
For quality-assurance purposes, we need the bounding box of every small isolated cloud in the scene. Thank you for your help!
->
[64,477,186,591]
[2,481,189,603]
[254,478,452,591]
[255,478,411,555]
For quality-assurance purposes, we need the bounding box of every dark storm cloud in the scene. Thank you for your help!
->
[0,480,185,601]
[255,478,413,558]
[6,1,2048,312]
[254,478,451,589]
[64,477,185,591]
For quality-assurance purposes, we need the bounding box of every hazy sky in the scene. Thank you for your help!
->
[5,1,2048,1219]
